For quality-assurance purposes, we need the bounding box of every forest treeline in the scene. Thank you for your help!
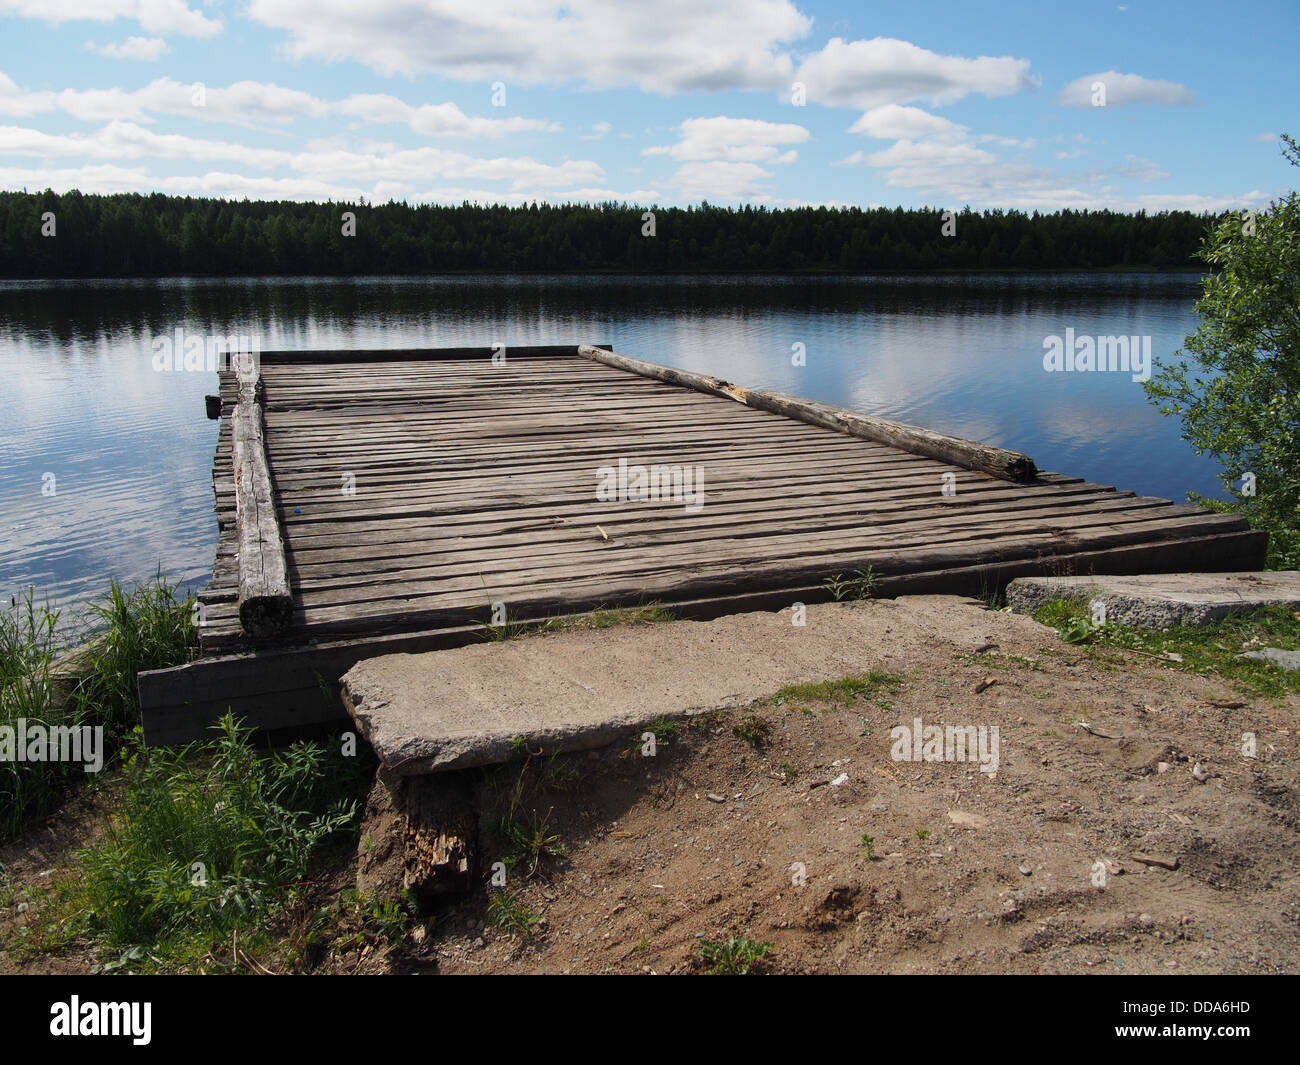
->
[0,189,1216,278]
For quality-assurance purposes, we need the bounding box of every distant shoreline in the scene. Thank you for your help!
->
[2,190,1217,279]
[2,265,1206,284]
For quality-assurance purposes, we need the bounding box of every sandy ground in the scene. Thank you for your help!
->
[4,595,1298,974]
[406,597,1300,974]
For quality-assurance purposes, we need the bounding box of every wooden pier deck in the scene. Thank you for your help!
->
[139,344,1264,745]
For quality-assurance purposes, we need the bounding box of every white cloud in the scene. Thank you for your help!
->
[796,37,1036,110]
[1115,154,1169,182]
[546,185,659,203]
[0,75,553,136]
[247,0,809,91]
[0,161,655,206]
[0,118,604,192]
[1058,70,1199,107]
[0,72,179,120]
[335,95,557,137]
[1255,132,1278,143]
[646,115,809,163]
[0,121,291,168]
[844,142,1268,213]
[646,116,809,200]
[296,145,603,190]
[669,160,772,200]
[0,0,220,37]
[1126,190,1270,212]
[852,138,998,170]
[847,104,965,140]
[89,36,170,61]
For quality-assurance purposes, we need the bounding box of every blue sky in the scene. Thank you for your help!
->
[0,0,1294,211]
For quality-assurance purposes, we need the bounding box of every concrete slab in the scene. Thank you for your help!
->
[340,596,1046,775]
[1006,571,1300,628]
[1240,648,1300,671]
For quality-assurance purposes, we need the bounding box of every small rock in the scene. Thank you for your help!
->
[1018,865,1033,876]
[706,793,726,803]
[1133,852,1180,871]
[1239,647,1300,671]
[947,810,990,829]
[1157,762,1172,774]
[830,773,849,787]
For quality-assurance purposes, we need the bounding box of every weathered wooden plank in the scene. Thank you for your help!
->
[286,500,1223,611]
[286,523,1266,635]
[283,489,1158,576]
[577,344,1037,482]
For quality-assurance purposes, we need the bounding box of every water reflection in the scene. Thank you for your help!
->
[0,272,1218,630]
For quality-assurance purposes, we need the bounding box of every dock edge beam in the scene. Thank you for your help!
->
[232,351,293,637]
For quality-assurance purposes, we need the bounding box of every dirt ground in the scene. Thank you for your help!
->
[4,595,1299,974]
[403,596,1300,974]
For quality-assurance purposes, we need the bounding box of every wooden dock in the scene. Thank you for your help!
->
[138,344,1265,745]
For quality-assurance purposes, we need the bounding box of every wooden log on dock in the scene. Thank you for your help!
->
[576,343,751,404]
[744,390,1037,483]
[577,344,1037,483]
[232,353,292,637]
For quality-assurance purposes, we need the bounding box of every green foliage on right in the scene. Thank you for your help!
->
[1145,135,1300,568]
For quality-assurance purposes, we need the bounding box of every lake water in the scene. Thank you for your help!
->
[0,272,1222,632]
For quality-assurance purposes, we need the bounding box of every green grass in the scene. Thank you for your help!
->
[1035,601,1300,699]
[1,590,75,840]
[480,603,533,641]
[487,742,567,878]
[1,572,197,843]
[732,713,772,747]
[497,807,564,878]
[538,749,581,790]
[1034,597,1108,644]
[823,567,879,602]
[60,714,363,969]
[487,890,541,939]
[74,571,198,735]
[860,834,876,860]
[628,715,682,752]
[698,935,774,974]
[352,892,412,945]
[772,671,902,706]
[975,573,1008,610]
